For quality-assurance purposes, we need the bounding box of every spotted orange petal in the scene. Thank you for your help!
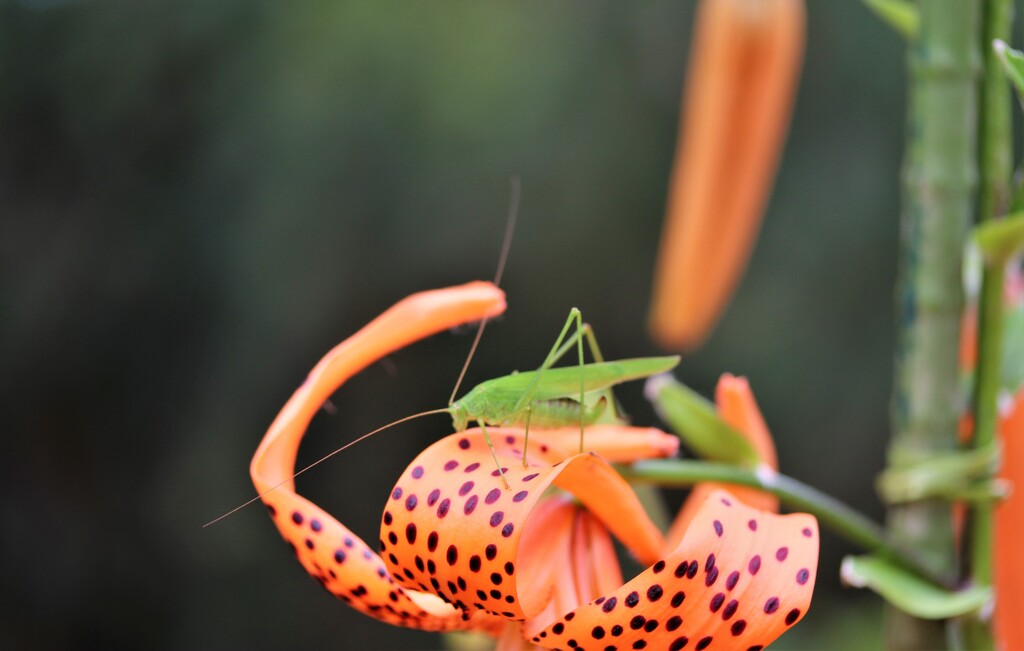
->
[667,375,779,551]
[532,489,818,651]
[250,282,506,632]
[380,427,669,625]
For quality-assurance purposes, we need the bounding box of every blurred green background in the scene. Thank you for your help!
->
[2,1,911,649]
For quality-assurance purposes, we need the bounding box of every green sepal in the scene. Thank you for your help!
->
[876,446,999,504]
[644,374,761,467]
[841,555,992,619]
[994,40,1024,105]
[973,211,1024,263]
[862,0,918,39]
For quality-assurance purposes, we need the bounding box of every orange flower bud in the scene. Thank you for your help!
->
[650,0,805,350]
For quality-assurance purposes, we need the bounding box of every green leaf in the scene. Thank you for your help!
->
[862,0,918,39]
[841,555,992,619]
[973,212,1024,263]
[875,446,998,504]
[644,375,761,467]
[995,40,1024,105]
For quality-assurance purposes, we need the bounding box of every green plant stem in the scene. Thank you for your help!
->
[623,460,953,588]
[965,1,1012,648]
[887,1,979,648]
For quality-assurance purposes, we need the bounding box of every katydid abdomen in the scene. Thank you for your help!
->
[448,356,679,432]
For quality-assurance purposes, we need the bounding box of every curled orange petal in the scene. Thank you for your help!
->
[249,282,506,632]
[531,489,818,650]
[649,0,805,350]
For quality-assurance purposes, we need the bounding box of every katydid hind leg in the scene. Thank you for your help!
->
[511,307,582,414]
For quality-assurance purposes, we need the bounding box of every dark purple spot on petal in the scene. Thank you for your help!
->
[291,511,304,525]
[512,490,529,502]
[411,466,424,479]
[459,481,475,496]
[391,488,403,501]
[748,519,758,531]
[501,523,514,538]
[726,570,740,591]
[696,636,713,651]
[797,568,810,585]
[710,593,725,613]
[446,545,458,565]
[671,591,686,607]
[713,520,724,536]
[486,544,498,560]
[485,488,501,504]
[464,495,478,515]
[444,460,459,471]
[523,473,539,482]
[764,596,780,614]
[459,439,470,450]
[490,511,504,527]
[427,532,438,552]
[437,498,451,518]
[670,636,689,650]
[602,597,618,613]
[647,585,663,601]
[776,546,789,561]
[749,555,761,575]
[405,494,418,511]
[427,489,441,506]
[731,619,747,636]
[785,608,801,625]
[723,599,739,620]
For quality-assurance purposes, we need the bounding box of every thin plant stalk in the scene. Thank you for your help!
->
[886,0,980,648]
[964,1,1013,648]
[623,460,952,588]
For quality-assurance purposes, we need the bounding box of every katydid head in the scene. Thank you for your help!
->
[449,402,470,432]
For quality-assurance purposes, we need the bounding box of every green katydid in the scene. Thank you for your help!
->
[442,306,679,485]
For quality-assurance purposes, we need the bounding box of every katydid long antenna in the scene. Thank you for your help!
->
[448,176,521,406]
[204,181,521,528]
[203,408,452,528]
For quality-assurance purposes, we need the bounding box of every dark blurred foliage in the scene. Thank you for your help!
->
[2,1,909,649]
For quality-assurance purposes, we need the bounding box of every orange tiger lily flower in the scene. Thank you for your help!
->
[650,0,805,350]
[390,427,818,650]
[666,373,780,551]
[995,390,1024,650]
[250,283,819,649]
